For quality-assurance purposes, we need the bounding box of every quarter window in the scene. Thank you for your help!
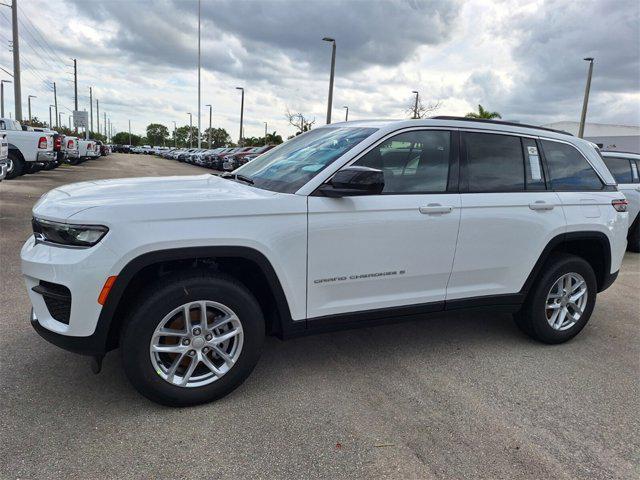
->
[354,130,451,194]
[463,132,524,192]
[541,140,603,191]
[602,157,633,184]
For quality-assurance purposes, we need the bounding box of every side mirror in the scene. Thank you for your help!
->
[318,166,384,197]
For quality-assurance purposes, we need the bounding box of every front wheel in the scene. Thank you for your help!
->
[120,271,265,407]
[514,253,597,344]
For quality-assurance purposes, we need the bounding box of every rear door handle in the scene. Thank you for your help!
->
[419,204,453,215]
[529,200,555,211]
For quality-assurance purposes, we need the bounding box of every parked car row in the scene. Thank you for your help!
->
[0,118,111,180]
[148,145,276,171]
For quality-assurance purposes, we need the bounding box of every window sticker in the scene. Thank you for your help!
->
[527,146,538,156]
[529,154,542,181]
[631,162,639,181]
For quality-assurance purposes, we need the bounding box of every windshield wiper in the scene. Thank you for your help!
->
[221,173,254,185]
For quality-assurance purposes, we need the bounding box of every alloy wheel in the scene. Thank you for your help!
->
[150,300,244,388]
[545,272,588,331]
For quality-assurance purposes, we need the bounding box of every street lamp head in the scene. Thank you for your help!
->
[583,57,594,62]
[205,104,212,108]
[29,95,37,99]
[1,79,11,84]
[412,90,419,94]
[343,105,348,109]
[236,87,244,91]
[322,37,335,43]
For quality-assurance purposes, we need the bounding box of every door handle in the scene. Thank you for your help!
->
[529,200,555,211]
[419,204,453,215]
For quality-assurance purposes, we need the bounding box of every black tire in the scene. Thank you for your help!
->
[120,271,265,407]
[5,151,24,179]
[514,253,597,344]
[25,162,43,174]
[627,215,640,253]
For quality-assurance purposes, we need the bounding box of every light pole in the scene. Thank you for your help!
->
[128,119,131,146]
[58,112,63,128]
[48,104,54,128]
[3,0,23,121]
[236,87,244,146]
[188,112,193,148]
[578,57,594,139]
[264,122,267,143]
[412,91,419,119]
[1,80,11,117]
[197,0,201,148]
[68,115,71,129]
[343,106,348,122]
[322,37,336,124]
[27,94,36,122]
[172,121,177,147]
[205,104,212,148]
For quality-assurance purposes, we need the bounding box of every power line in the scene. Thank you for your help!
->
[17,5,67,66]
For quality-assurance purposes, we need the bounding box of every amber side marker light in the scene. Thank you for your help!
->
[98,276,117,305]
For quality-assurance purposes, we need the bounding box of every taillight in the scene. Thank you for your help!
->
[612,199,628,212]
[38,136,48,149]
[67,140,74,149]
[54,137,61,150]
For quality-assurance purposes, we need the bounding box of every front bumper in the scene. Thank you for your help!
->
[31,309,108,356]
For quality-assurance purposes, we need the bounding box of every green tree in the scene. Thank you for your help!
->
[173,125,199,147]
[112,131,142,146]
[21,117,46,128]
[265,131,283,145]
[465,104,502,119]
[146,123,169,146]
[202,127,233,148]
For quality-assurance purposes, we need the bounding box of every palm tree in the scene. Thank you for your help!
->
[465,104,502,119]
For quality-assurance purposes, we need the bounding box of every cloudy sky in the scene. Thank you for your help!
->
[1,0,638,140]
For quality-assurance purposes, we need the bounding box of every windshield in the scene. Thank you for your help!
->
[234,126,377,193]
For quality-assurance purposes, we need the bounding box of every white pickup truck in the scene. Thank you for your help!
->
[77,139,99,161]
[0,118,56,179]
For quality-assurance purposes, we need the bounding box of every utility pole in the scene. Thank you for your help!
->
[27,94,35,122]
[103,111,106,137]
[48,104,53,127]
[53,82,58,128]
[205,104,212,148]
[322,37,336,124]
[68,115,71,129]
[58,112,63,128]
[73,58,78,133]
[264,122,267,142]
[172,121,177,147]
[412,91,419,119]
[11,0,22,121]
[197,0,201,148]
[578,57,594,139]
[96,99,99,135]
[128,119,131,146]
[343,106,348,122]
[236,87,244,146]
[1,80,11,117]
[89,87,93,134]
[188,112,193,148]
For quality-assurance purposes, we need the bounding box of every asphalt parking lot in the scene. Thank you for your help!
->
[0,153,638,479]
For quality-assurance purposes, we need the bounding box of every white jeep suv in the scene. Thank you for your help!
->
[600,151,640,252]
[22,117,628,406]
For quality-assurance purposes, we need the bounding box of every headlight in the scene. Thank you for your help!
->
[32,217,108,248]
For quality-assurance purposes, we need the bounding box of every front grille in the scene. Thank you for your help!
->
[33,281,71,324]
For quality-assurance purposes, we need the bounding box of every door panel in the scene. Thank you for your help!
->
[307,194,461,318]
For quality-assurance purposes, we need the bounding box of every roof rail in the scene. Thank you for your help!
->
[600,150,640,155]
[431,116,574,136]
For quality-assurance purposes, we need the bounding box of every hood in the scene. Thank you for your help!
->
[33,174,278,221]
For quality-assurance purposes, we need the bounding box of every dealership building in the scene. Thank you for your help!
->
[541,121,640,153]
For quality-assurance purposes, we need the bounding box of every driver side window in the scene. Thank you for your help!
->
[353,130,451,194]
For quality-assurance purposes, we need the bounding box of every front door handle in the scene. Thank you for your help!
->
[529,200,555,211]
[419,204,453,215]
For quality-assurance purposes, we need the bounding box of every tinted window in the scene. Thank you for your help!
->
[632,160,640,183]
[354,130,450,193]
[541,140,603,190]
[602,157,633,184]
[463,132,524,192]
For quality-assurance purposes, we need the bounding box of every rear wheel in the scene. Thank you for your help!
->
[628,215,640,253]
[120,271,265,407]
[5,151,25,179]
[514,253,597,344]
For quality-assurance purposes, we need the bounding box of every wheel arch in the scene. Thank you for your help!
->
[99,246,295,352]
[521,231,612,296]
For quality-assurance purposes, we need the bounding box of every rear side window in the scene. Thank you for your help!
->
[602,157,633,184]
[541,140,603,191]
[463,132,524,192]
[632,160,640,183]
